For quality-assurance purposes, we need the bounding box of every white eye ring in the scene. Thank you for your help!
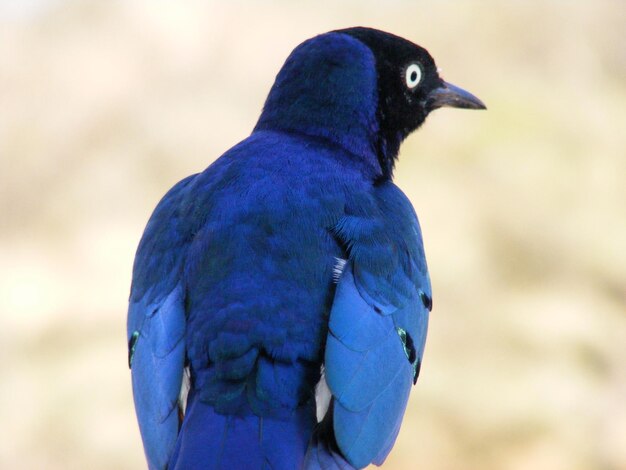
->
[405,63,422,89]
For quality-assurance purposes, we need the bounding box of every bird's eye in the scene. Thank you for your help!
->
[405,63,422,89]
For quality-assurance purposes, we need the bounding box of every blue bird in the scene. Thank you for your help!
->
[127,27,485,470]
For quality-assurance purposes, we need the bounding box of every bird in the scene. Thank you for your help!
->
[127,26,485,470]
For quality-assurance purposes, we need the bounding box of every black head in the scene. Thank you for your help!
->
[256,27,485,179]
[340,27,485,175]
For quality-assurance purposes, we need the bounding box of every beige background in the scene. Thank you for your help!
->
[1,1,625,469]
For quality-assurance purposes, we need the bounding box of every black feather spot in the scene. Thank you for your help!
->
[404,331,417,364]
[419,291,432,311]
[128,331,139,369]
[413,359,422,385]
[396,327,419,383]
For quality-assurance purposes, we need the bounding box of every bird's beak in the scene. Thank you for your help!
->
[426,81,486,111]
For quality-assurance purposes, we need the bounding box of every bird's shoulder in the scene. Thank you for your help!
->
[130,173,198,303]
[340,181,425,259]
[194,129,379,197]
[336,181,430,305]
[180,130,382,242]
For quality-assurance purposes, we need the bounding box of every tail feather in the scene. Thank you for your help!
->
[170,391,316,470]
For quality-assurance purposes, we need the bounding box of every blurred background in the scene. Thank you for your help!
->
[1,1,625,469]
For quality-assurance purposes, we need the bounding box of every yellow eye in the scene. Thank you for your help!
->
[405,64,422,89]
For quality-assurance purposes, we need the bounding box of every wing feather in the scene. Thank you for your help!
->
[127,175,196,470]
[323,184,431,469]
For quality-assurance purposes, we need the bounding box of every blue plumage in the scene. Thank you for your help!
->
[128,27,484,470]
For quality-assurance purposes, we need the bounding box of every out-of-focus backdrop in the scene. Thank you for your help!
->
[1,1,624,469]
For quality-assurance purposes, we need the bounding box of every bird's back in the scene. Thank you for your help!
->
[145,129,377,468]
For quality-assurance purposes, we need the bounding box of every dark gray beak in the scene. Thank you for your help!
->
[427,81,486,111]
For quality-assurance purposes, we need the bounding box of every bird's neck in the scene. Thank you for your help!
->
[254,99,402,181]
[253,33,399,180]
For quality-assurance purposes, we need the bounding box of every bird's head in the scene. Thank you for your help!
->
[255,27,485,178]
